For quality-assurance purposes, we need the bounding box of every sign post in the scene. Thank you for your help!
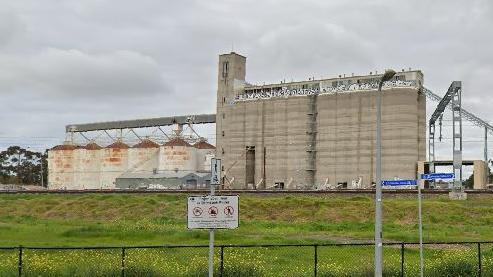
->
[381,180,417,186]
[210,158,220,277]
[382,179,420,275]
[417,178,424,277]
[418,172,455,277]
[208,186,215,277]
[187,193,238,277]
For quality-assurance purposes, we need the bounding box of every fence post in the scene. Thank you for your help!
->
[18,246,23,277]
[314,245,318,277]
[220,246,224,277]
[401,243,405,277]
[478,243,482,277]
[121,247,126,277]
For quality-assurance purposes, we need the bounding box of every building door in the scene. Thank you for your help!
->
[186,179,197,189]
[246,146,255,188]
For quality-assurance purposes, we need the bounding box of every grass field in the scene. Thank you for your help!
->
[2,193,493,276]
[1,193,493,247]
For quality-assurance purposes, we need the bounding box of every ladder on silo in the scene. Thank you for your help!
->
[305,94,318,187]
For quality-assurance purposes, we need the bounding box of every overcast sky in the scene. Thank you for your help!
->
[1,0,492,161]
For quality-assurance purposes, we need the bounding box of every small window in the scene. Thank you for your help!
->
[222,113,225,119]
[223,97,226,103]
[222,61,229,78]
[221,148,225,154]
[222,131,225,137]
[274,182,285,190]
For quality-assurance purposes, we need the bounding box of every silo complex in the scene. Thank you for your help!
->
[48,137,214,189]
[215,52,426,189]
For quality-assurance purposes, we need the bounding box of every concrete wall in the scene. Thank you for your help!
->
[474,160,488,189]
[216,53,426,189]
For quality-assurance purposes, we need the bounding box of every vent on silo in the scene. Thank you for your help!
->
[106,141,129,149]
[164,138,191,147]
[51,144,78,151]
[133,139,159,148]
[84,142,102,150]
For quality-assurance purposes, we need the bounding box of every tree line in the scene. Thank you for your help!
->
[0,146,47,186]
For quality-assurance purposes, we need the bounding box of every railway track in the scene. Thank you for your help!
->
[1,189,493,194]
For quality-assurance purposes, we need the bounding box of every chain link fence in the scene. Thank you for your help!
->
[2,242,492,276]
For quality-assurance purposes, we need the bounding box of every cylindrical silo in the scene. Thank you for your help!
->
[128,139,160,174]
[74,142,102,189]
[47,144,78,190]
[193,140,216,172]
[159,138,197,174]
[101,140,129,189]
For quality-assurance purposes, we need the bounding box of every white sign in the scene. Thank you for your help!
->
[187,195,239,229]
[211,158,221,185]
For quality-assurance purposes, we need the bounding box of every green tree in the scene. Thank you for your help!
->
[0,146,48,186]
[463,172,474,189]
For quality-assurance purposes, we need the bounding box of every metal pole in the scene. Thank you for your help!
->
[418,183,424,277]
[485,127,488,186]
[220,246,224,277]
[375,84,383,277]
[40,153,44,187]
[478,242,482,277]
[209,184,215,277]
[314,245,318,277]
[17,152,21,184]
[400,243,404,277]
[18,246,22,277]
[121,247,126,277]
[485,127,488,164]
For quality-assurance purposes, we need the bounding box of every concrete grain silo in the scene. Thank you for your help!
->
[128,139,160,174]
[47,144,78,189]
[73,142,102,189]
[160,138,197,174]
[101,140,129,189]
[193,140,216,172]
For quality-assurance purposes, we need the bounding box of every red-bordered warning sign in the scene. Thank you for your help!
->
[187,195,239,229]
[208,206,218,217]
[224,206,234,216]
[192,207,203,216]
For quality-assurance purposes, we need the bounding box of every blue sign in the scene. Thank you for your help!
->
[382,180,417,186]
[420,173,455,180]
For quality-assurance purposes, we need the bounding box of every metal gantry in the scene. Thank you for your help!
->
[451,82,463,192]
[65,114,216,133]
[64,114,216,146]
[427,82,462,190]
[424,82,493,190]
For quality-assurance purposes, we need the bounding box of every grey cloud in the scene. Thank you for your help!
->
[0,0,492,158]
[0,48,171,99]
